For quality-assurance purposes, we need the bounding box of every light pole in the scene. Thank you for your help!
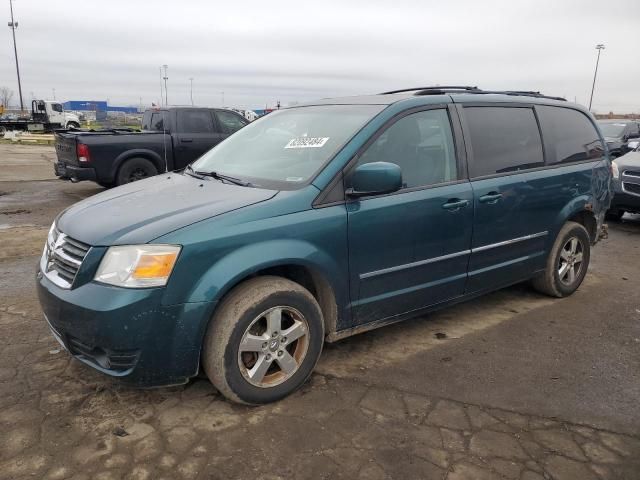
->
[162,64,168,106]
[189,77,194,106]
[588,44,605,112]
[8,0,24,111]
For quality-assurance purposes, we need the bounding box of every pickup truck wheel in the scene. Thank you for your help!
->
[531,221,591,298]
[116,158,158,186]
[202,276,324,405]
[0,126,6,138]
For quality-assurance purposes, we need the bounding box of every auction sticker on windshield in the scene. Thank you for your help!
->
[285,137,329,149]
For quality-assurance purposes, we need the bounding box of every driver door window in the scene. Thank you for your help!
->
[356,109,457,189]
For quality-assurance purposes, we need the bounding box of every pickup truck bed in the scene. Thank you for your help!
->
[53,107,248,187]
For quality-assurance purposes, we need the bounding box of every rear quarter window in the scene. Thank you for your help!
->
[536,106,603,164]
[464,107,544,177]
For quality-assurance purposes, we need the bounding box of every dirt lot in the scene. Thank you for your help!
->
[1,143,639,480]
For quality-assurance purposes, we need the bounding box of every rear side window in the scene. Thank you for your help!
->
[216,110,248,134]
[179,110,213,133]
[537,106,603,164]
[146,112,166,131]
[465,107,544,177]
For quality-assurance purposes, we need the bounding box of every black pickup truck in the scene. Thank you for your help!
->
[53,107,248,187]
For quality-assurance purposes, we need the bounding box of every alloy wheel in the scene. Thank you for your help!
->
[237,306,309,388]
[558,236,584,286]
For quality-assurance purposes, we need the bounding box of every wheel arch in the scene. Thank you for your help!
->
[555,196,599,244]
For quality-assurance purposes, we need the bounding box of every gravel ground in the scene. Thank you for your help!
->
[1,144,639,480]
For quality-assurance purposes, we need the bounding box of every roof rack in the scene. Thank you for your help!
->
[380,86,566,102]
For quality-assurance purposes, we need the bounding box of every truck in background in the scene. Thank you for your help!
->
[0,100,81,136]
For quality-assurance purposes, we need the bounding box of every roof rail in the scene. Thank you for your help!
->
[380,86,566,102]
[381,86,479,95]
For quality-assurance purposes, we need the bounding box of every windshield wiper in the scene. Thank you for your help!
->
[185,164,205,179]
[187,165,253,187]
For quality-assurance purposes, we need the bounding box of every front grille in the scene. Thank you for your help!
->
[41,227,91,288]
[68,336,139,372]
[623,170,640,178]
[623,182,640,196]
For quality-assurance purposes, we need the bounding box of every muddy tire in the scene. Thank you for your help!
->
[202,276,324,405]
[531,221,591,298]
[116,157,157,186]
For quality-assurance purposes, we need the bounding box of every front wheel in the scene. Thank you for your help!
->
[202,276,324,405]
[531,221,591,298]
[605,209,624,222]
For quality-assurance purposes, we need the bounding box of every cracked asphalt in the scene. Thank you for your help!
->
[1,144,639,480]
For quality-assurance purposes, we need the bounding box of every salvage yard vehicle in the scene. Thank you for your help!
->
[0,99,80,136]
[53,107,248,187]
[37,86,612,404]
[608,144,640,220]
[597,119,640,158]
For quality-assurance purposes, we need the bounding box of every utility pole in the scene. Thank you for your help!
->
[162,64,168,106]
[588,44,605,112]
[189,77,194,106]
[159,66,163,106]
[8,0,24,111]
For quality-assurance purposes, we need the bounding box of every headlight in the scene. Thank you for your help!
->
[95,244,181,288]
[611,160,619,180]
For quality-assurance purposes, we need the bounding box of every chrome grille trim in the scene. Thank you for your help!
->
[40,227,91,289]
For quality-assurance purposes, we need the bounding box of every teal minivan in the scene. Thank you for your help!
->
[37,87,612,404]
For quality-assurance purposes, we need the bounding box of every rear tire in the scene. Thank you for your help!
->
[116,157,157,186]
[531,221,591,298]
[202,276,324,405]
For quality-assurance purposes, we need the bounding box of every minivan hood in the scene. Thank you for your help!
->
[56,173,277,245]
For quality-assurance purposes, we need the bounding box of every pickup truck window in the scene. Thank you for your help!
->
[216,111,248,134]
[179,110,213,133]
[149,112,166,131]
[191,104,384,189]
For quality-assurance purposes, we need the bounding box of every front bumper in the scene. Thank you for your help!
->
[36,268,215,387]
[54,162,97,182]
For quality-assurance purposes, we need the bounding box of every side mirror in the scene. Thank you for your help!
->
[346,162,402,198]
[627,140,640,151]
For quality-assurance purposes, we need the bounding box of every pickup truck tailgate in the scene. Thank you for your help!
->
[54,132,79,166]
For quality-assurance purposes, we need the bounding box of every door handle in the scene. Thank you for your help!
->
[442,199,470,211]
[478,192,503,204]
[181,138,193,143]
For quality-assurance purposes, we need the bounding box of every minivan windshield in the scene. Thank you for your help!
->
[598,122,626,138]
[191,104,384,189]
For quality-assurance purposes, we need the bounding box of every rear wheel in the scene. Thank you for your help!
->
[531,221,591,298]
[202,276,324,405]
[116,157,157,186]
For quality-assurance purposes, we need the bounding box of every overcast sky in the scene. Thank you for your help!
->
[1,0,638,112]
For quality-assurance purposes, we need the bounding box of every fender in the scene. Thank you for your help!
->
[552,194,594,239]
[163,238,350,325]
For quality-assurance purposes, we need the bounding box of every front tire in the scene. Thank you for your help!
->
[202,276,324,405]
[531,221,591,298]
[116,157,158,186]
[605,209,624,221]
